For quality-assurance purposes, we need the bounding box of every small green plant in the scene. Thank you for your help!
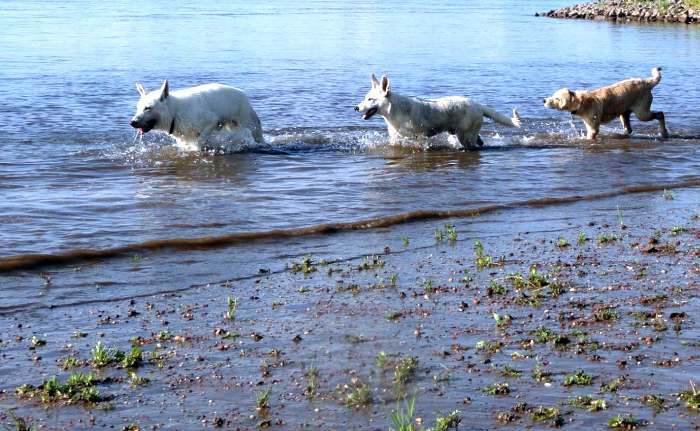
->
[432,410,461,431]
[445,224,457,242]
[597,233,619,244]
[475,340,502,354]
[556,237,570,248]
[434,226,445,243]
[563,370,594,387]
[487,280,507,296]
[600,376,626,393]
[224,296,237,321]
[594,307,619,322]
[473,240,494,270]
[662,189,674,200]
[30,336,46,348]
[608,414,644,429]
[640,394,665,411]
[670,226,685,235]
[483,382,510,395]
[345,379,372,409]
[401,236,410,247]
[394,356,418,385]
[290,255,317,274]
[679,380,700,410]
[15,373,101,405]
[128,371,149,387]
[60,356,80,370]
[304,367,319,399]
[358,255,385,271]
[493,312,512,328]
[121,347,143,369]
[4,409,34,431]
[569,395,607,411]
[90,341,117,368]
[577,231,587,245]
[390,395,416,431]
[499,365,522,377]
[255,387,271,411]
[531,364,553,383]
[376,351,390,369]
[531,406,560,422]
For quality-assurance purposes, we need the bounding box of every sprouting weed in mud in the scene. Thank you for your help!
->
[662,189,674,200]
[121,347,143,369]
[4,409,34,431]
[376,351,390,370]
[128,371,149,387]
[394,356,418,385]
[483,382,510,396]
[390,273,398,286]
[577,231,587,245]
[290,255,317,274]
[343,378,372,409]
[434,226,445,243]
[423,279,435,294]
[493,312,512,328]
[487,280,507,296]
[600,376,626,393]
[670,226,685,235]
[121,424,140,431]
[149,349,164,368]
[679,380,700,411]
[30,336,46,348]
[387,311,404,321]
[304,367,319,399]
[640,394,665,411]
[156,330,171,342]
[608,414,645,429]
[473,241,494,270]
[531,406,562,424]
[72,331,88,339]
[358,255,385,271]
[499,365,522,378]
[401,236,410,247]
[563,369,594,387]
[445,224,457,242]
[597,233,619,244]
[16,373,101,405]
[556,237,570,248]
[255,387,272,411]
[224,296,237,321]
[594,307,619,322]
[60,356,81,370]
[389,395,416,431]
[569,395,607,411]
[432,410,461,431]
[91,341,117,368]
[475,340,502,354]
[531,364,553,383]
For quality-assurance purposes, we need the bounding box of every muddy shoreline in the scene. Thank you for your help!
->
[538,0,700,23]
[1,187,699,430]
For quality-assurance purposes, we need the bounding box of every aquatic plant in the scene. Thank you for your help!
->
[679,380,700,410]
[483,382,510,395]
[531,364,552,383]
[344,379,372,409]
[121,347,143,369]
[224,296,237,321]
[640,394,665,411]
[608,414,644,429]
[569,395,607,411]
[662,189,674,200]
[432,410,461,431]
[15,373,101,405]
[255,387,271,411]
[531,406,560,422]
[389,395,416,431]
[563,370,594,386]
[577,231,587,245]
[445,224,457,242]
[487,280,507,296]
[90,341,119,368]
[594,307,619,322]
[597,233,619,244]
[499,365,522,378]
[473,240,494,270]
[290,255,317,274]
[304,367,319,399]
[556,237,570,248]
[376,351,390,370]
[394,356,418,385]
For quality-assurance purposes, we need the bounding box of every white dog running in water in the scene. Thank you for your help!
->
[130,80,264,151]
[355,74,521,149]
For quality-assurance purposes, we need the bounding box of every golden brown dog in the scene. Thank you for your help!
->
[544,68,668,140]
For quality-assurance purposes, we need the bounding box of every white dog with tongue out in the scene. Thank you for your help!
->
[129,80,264,151]
[355,74,521,150]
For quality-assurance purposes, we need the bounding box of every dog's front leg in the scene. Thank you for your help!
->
[583,119,600,140]
[197,124,218,146]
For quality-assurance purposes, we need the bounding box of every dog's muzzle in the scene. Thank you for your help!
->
[362,107,378,120]
[130,118,157,133]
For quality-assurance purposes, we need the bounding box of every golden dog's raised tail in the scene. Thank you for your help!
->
[648,67,662,86]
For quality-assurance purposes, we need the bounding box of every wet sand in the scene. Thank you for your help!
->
[1,186,698,430]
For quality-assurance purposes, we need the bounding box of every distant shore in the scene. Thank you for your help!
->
[538,0,700,23]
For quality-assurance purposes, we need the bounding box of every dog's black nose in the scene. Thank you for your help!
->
[354,106,359,112]
[129,119,138,128]
[542,99,546,103]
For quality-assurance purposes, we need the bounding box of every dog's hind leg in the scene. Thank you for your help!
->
[457,130,480,150]
[620,111,632,135]
[477,135,484,147]
[633,93,669,138]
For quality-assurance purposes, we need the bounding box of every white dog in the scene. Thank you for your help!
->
[355,74,521,149]
[130,80,264,151]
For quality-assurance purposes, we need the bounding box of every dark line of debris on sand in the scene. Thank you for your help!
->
[537,0,700,24]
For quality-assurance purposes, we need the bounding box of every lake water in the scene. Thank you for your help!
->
[1,0,699,299]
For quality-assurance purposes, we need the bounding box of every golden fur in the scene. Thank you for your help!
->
[544,68,668,139]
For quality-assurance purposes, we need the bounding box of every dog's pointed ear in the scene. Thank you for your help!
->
[159,80,169,101]
[380,75,390,94]
[135,83,146,96]
[567,89,575,99]
[371,73,380,88]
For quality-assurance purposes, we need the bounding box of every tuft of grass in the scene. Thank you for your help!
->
[473,240,494,270]
[90,341,120,368]
[640,394,665,411]
[401,236,410,247]
[679,380,700,411]
[475,340,502,354]
[670,226,685,235]
[531,406,561,423]
[121,347,143,369]
[594,307,619,322]
[224,296,237,321]
[290,255,317,274]
[531,364,553,383]
[255,387,271,411]
[597,233,619,244]
[432,410,461,431]
[563,370,594,387]
[483,382,510,396]
[662,189,674,200]
[608,414,645,429]
[394,356,418,385]
[577,231,587,245]
[556,237,570,248]
[30,336,46,348]
[376,351,390,369]
[600,376,626,393]
[304,367,319,399]
[569,395,607,411]
[344,379,372,409]
[15,373,101,405]
[390,395,416,431]
[358,255,385,271]
[487,280,507,296]
[4,409,35,431]
[499,365,522,378]
[445,224,457,242]
[493,312,512,328]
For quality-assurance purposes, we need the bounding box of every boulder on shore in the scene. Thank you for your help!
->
[540,0,699,24]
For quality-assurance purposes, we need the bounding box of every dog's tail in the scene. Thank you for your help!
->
[647,67,662,86]
[481,106,521,128]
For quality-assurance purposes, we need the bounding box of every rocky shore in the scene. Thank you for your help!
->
[538,0,700,23]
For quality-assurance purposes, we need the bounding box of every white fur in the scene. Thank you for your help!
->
[355,74,521,149]
[130,80,263,151]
